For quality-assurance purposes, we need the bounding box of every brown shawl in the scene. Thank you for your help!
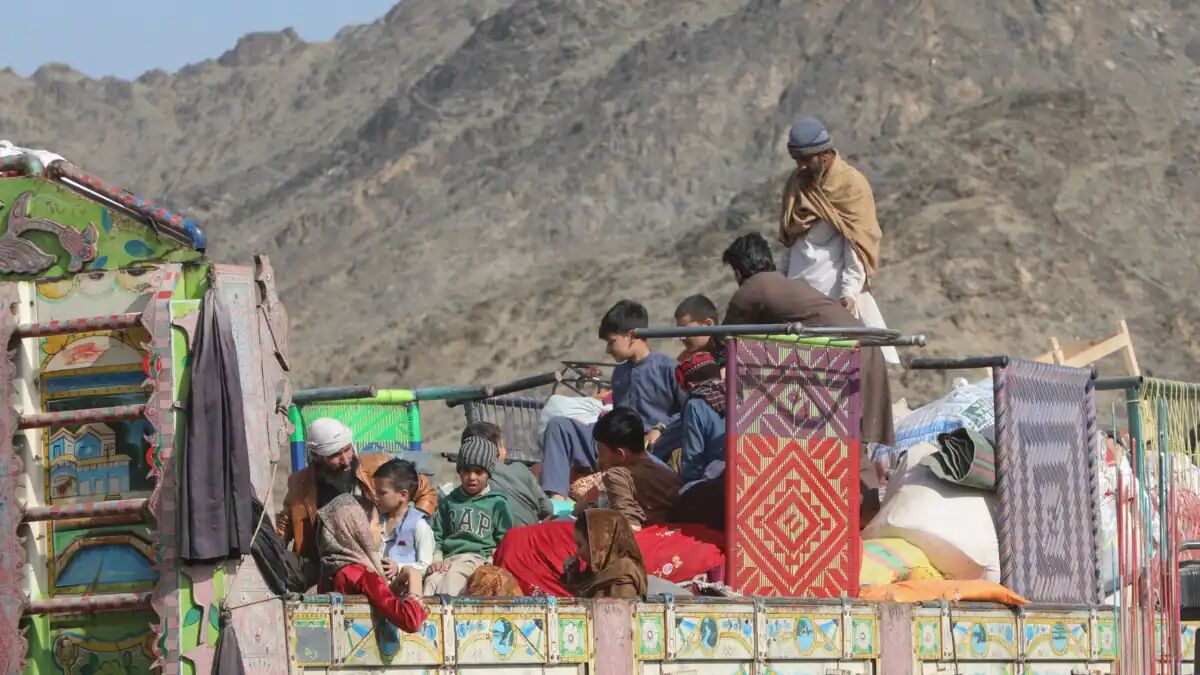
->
[779,153,882,282]
[562,509,648,598]
[316,493,385,587]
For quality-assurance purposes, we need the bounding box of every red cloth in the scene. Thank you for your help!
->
[636,523,725,580]
[494,521,726,596]
[494,522,576,596]
[333,563,428,633]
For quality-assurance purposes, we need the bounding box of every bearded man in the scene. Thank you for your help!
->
[276,418,437,564]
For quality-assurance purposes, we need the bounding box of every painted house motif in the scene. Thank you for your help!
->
[48,423,131,499]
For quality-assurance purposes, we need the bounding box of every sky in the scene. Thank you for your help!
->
[3,0,400,80]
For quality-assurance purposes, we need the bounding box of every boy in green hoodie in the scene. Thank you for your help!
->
[423,436,513,595]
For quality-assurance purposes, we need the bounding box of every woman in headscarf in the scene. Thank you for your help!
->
[562,509,647,598]
[316,493,427,632]
[779,116,899,364]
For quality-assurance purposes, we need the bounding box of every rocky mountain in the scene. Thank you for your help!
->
[1,0,1198,454]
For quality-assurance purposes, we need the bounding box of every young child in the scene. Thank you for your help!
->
[424,437,513,596]
[590,407,681,530]
[462,421,553,528]
[316,493,427,632]
[562,509,647,598]
[674,351,727,485]
[673,294,724,365]
[373,458,434,595]
[541,300,687,498]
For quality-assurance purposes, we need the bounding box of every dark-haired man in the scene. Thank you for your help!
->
[722,233,894,446]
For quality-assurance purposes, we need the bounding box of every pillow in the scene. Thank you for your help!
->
[860,538,944,586]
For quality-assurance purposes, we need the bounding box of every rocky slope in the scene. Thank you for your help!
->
[1,0,1197,454]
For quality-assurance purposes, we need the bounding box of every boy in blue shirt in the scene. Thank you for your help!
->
[540,300,687,498]
[373,459,434,595]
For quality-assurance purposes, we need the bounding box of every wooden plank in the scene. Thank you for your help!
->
[877,603,914,675]
[593,599,634,674]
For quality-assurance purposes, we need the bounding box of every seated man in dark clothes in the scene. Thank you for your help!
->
[540,300,687,499]
[721,233,894,447]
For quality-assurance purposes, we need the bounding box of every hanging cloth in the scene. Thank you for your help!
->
[179,289,255,563]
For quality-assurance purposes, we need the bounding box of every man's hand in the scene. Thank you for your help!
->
[382,558,400,581]
[427,560,450,574]
[839,296,858,317]
[644,428,662,449]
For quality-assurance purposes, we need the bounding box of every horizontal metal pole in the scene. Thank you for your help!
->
[25,592,153,616]
[488,371,560,398]
[1096,376,1200,394]
[561,361,617,369]
[14,313,143,339]
[19,404,146,430]
[22,498,147,523]
[908,356,1010,371]
[414,385,488,401]
[292,386,378,405]
[636,323,787,338]
[1095,376,1143,392]
[635,323,904,340]
[861,335,927,348]
[446,372,560,408]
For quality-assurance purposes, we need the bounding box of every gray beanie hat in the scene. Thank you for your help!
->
[457,436,498,474]
[787,117,833,157]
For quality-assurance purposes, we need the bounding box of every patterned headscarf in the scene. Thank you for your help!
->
[675,351,726,416]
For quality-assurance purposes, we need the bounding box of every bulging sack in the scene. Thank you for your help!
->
[863,441,1000,581]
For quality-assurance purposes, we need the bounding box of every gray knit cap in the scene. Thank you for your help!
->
[787,117,833,157]
[457,436,498,474]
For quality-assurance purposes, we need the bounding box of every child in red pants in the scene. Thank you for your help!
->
[317,493,427,633]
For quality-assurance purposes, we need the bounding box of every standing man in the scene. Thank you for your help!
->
[778,117,897,363]
[276,418,438,567]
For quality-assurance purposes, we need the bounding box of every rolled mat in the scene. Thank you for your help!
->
[919,426,997,490]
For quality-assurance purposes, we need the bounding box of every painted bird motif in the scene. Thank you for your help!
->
[0,191,99,274]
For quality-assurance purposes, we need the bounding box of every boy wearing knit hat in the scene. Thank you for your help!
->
[423,437,513,595]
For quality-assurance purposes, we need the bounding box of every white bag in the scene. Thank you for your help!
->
[862,441,1000,581]
[873,378,995,476]
[537,394,606,436]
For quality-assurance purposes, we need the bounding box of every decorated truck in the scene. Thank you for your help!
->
[1,147,1197,674]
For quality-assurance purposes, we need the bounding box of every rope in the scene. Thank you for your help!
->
[222,456,281,610]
